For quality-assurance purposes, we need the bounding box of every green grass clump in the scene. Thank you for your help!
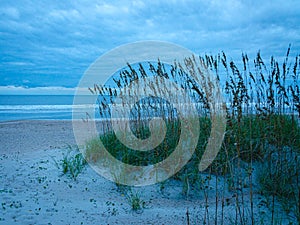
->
[125,190,146,211]
[222,114,300,162]
[85,119,181,166]
[85,114,299,180]
[55,146,87,180]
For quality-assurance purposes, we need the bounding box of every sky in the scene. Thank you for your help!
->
[0,0,300,94]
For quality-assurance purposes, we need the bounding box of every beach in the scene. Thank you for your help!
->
[0,120,77,154]
[0,120,198,224]
[0,120,294,224]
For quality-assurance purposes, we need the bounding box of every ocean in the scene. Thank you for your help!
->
[0,94,200,122]
[1,95,297,122]
[0,94,184,122]
[0,95,93,121]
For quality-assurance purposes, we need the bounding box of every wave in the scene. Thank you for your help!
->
[0,104,96,111]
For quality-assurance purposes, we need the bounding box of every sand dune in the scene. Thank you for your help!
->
[0,120,292,224]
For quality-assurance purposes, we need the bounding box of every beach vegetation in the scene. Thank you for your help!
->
[85,47,300,224]
[53,145,87,180]
[125,190,146,211]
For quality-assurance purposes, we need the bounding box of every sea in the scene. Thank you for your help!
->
[0,94,180,122]
[0,95,92,122]
[1,94,298,122]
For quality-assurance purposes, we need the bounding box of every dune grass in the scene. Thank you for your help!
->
[84,47,300,224]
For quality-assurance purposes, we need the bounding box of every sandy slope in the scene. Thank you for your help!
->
[0,120,294,224]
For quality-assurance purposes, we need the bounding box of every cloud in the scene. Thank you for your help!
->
[48,9,81,21]
[4,61,35,66]
[0,6,20,19]
[0,0,299,92]
[95,3,130,15]
[0,85,77,95]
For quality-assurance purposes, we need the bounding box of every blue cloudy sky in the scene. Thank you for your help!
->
[1,0,299,94]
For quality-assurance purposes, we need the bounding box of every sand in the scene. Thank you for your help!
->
[0,120,77,154]
[0,120,294,224]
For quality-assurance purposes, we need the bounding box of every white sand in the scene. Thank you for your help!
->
[0,120,77,154]
[0,120,294,224]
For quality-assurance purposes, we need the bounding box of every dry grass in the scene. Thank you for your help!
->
[85,47,300,224]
